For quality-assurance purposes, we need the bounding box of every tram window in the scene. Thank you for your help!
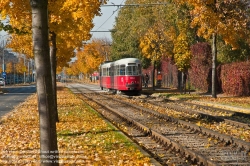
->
[126,66,138,75]
[132,66,138,75]
[103,67,107,76]
[107,67,109,76]
[107,68,109,76]
[120,65,125,75]
[126,66,132,75]
[110,66,114,76]
[115,66,118,76]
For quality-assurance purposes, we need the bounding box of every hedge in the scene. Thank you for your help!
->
[189,42,212,92]
[221,61,250,96]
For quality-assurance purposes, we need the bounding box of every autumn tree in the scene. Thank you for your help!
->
[1,0,104,81]
[1,0,104,164]
[96,37,112,61]
[70,38,109,78]
[7,34,33,59]
[173,17,194,92]
[217,38,250,63]
[111,0,158,63]
[113,0,168,81]
[138,1,194,91]
[66,64,79,77]
[1,0,104,96]
[5,62,13,74]
[29,0,59,165]
[139,22,169,89]
[176,0,250,97]
[15,55,25,75]
[7,34,33,82]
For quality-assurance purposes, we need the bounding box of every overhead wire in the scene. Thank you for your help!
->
[93,1,167,32]
[94,12,117,31]
[94,1,125,32]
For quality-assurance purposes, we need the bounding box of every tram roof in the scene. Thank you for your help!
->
[114,58,141,65]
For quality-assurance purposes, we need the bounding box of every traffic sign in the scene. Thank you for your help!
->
[2,72,6,79]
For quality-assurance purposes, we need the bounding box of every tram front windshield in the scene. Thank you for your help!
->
[126,64,140,76]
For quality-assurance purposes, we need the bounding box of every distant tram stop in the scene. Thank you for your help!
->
[157,71,162,88]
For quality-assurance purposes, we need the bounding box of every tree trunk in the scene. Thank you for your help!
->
[152,60,155,91]
[181,71,187,94]
[212,32,217,98]
[30,0,59,165]
[177,70,182,92]
[50,31,59,122]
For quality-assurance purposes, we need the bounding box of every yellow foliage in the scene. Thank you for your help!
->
[139,22,173,61]
[6,62,13,73]
[70,39,109,75]
[15,56,27,74]
[7,34,33,59]
[173,32,191,71]
[177,0,249,48]
[0,0,103,69]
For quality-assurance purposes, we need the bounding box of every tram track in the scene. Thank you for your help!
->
[121,95,250,142]
[67,84,250,165]
[153,99,250,128]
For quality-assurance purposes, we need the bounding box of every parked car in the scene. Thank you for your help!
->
[0,78,5,86]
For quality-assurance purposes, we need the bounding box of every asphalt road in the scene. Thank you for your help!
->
[0,84,36,117]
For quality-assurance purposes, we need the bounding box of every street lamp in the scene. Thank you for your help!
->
[0,34,11,78]
[2,49,5,73]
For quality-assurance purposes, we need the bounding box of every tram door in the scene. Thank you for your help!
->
[110,64,114,89]
[99,66,103,88]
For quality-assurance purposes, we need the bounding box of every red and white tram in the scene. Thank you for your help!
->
[99,58,142,94]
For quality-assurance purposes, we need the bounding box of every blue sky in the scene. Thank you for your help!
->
[91,0,125,40]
